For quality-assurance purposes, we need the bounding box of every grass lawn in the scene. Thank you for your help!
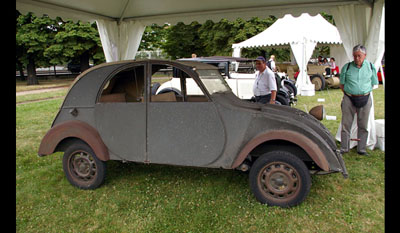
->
[16,83,384,232]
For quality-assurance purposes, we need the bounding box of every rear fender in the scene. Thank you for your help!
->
[38,120,109,161]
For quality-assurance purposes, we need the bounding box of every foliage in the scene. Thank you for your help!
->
[16,12,60,68]
[16,11,338,82]
[139,23,169,51]
[161,17,276,59]
[160,16,296,61]
[16,12,63,84]
[44,20,104,65]
[16,11,106,84]
[162,21,204,59]
[159,13,337,61]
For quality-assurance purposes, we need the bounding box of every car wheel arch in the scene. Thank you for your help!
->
[38,120,110,161]
[232,130,330,171]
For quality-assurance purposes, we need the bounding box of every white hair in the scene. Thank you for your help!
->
[353,44,367,54]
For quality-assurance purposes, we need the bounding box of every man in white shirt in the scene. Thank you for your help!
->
[253,56,277,104]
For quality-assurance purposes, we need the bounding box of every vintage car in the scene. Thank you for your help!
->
[38,59,347,207]
[156,56,297,106]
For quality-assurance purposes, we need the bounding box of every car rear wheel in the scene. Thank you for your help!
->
[249,151,311,207]
[63,140,106,190]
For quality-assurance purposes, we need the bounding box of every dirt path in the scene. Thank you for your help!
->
[17,96,64,105]
[16,86,69,96]
[16,86,69,105]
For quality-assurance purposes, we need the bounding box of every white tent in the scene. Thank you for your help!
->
[232,13,343,96]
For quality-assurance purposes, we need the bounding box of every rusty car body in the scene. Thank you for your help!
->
[38,59,347,207]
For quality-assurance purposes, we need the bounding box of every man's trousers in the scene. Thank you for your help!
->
[340,94,372,153]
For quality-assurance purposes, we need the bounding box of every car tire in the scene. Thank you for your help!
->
[276,94,289,106]
[63,140,107,190]
[151,82,161,95]
[284,81,297,96]
[249,151,311,207]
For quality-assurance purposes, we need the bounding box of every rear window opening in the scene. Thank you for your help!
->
[99,65,145,103]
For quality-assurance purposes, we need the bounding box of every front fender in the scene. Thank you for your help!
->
[231,130,330,171]
[38,120,109,161]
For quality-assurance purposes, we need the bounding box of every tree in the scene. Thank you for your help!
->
[44,20,104,72]
[139,23,169,51]
[199,17,277,57]
[162,22,204,59]
[161,17,281,59]
[16,12,60,85]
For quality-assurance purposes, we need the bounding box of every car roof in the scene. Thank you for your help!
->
[179,56,255,63]
[72,59,219,83]
[90,59,220,70]
[172,60,219,70]
[59,59,220,110]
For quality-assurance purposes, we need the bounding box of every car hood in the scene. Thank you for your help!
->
[213,93,337,150]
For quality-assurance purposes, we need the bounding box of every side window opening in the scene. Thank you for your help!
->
[151,64,208,102]
[99,65,145,103]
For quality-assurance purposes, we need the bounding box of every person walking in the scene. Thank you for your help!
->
[268,55,276,72]
[253,56,277,104]
[339,44,379,156]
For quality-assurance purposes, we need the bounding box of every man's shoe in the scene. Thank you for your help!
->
[357,151,369,156]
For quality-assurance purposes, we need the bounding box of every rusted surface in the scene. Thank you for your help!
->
[38,120,109,161]
[257,161,301,204]
[231,130,330,171]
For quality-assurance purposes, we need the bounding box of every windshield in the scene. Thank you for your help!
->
[196,69,231,94]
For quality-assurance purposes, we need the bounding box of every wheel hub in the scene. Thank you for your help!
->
[270,172,289,190]
[75,158,91,176]
[70,151,96,181]
[260,162,300,200]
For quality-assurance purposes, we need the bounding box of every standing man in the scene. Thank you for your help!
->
[339,44,379,156]
[268,55,276,72]
[253,56,277,104]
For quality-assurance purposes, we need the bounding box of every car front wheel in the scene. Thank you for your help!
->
[63,140,106,190]
[249,151,311,207]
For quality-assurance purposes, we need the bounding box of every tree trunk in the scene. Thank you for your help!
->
[16,60,26,81]
[27,57,39,85]
[80,51,90,73]
[19,68,26,81]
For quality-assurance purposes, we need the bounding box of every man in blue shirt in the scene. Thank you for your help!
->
[339,44,379,156]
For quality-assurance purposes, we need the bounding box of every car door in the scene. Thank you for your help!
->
[94,63,146,162]
[147,62,226,167]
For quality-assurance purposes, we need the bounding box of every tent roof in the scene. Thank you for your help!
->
[232,13,342,49]
[16,0,372,25]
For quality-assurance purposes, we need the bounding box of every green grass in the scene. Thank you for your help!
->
[16,85,384,232]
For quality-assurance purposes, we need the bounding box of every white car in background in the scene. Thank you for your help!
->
[155,56,297,106]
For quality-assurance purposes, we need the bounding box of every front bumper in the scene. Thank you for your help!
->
[334,149,349,178]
